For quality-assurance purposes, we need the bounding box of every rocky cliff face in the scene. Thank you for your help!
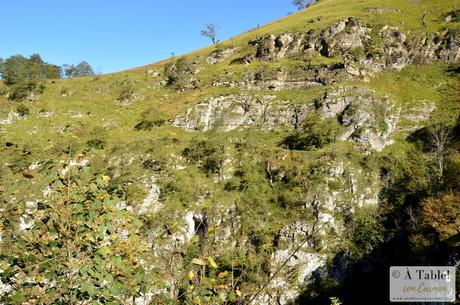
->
[250,17,459,72]
[173,86,403,151]
[318,87,400,151]
[173,94,310,132]
[162,15,459,304]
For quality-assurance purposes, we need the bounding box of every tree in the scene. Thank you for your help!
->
[62,61,95,78]
[0,54,61,100]
[422,191,460,246]
[0,58,4,75]
[428,121,454,178]
[292,0,315,10]
[0,54,60,84]
[201,23,220,45]
[1,55,31,85]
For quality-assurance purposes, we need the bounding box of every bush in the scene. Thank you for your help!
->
[0,83,8,96]
[349,206,384,256]
[16,104,30,117]
[134,119,165,131]
[282,113,341,150]
[164,58,197,91]
[116,79,135,103]
[86,139,106,149]
[182,139,225,175]
[86,127,107,149]
[9,81,43,101]
[0,166,154,303]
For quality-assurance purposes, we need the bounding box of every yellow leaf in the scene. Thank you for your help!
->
[207,256,218,269]
[188,270,195,280]
[214,284,228,290]
[102,175,111,185]
[218,271,229,278]
[236,289,242,297]
[191,258,206,266]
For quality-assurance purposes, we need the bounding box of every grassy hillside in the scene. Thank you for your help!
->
[0,0,459,304]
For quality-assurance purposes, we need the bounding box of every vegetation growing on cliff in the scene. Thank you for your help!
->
[0,0,459,304]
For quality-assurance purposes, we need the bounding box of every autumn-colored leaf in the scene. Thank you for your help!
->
[191,258,206,266]
[207,256,218,269]
[218,271,229,278]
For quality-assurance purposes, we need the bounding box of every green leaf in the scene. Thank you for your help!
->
[9,293,26,303]
[228,291,236,302]
[96,246,111,257]
[81,282,96,296]
[82,165,90,175]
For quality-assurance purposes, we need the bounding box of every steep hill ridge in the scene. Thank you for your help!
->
[0,1,459,304]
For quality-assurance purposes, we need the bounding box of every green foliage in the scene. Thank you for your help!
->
[0,54,58,100]
[381,144,433,206]
[282,114,341,150]
[0,82,8,96]
[116,79,135,103]
[348,46,365,59]
[0,54,60,85]
[292,0,315,10]
[180,255,244,305]
[164,58,197,91]
[9,81,44,101]
[182,139,225,175]
[348,206,385,257]
[86,127,108,150]
[62,61,95,78]
[364,26,384,56]
[134,119,165,131]
[0,1,458,303]
[16,104,30,117]
[0,165,154,304]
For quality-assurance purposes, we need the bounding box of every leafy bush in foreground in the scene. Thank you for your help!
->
[0,165,154,304]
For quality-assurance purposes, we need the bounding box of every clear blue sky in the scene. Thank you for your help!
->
[0,1,299,74]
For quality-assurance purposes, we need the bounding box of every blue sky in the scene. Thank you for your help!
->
[0,1,299,73]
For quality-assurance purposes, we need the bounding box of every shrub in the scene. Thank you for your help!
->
[0,166,154,303]
[421,191,460,245]
[134,119,165,131]
[282,113,341,150]
[10,81,43,101]
[116,79,135,103]
[0,83,8,96]
[164,58,197,91]
[16,104,30,116]
[182,139,225,175]
[349,206,385,256]
[86,127,107,149]
[86,139,106,149]
[348,46,365,59]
